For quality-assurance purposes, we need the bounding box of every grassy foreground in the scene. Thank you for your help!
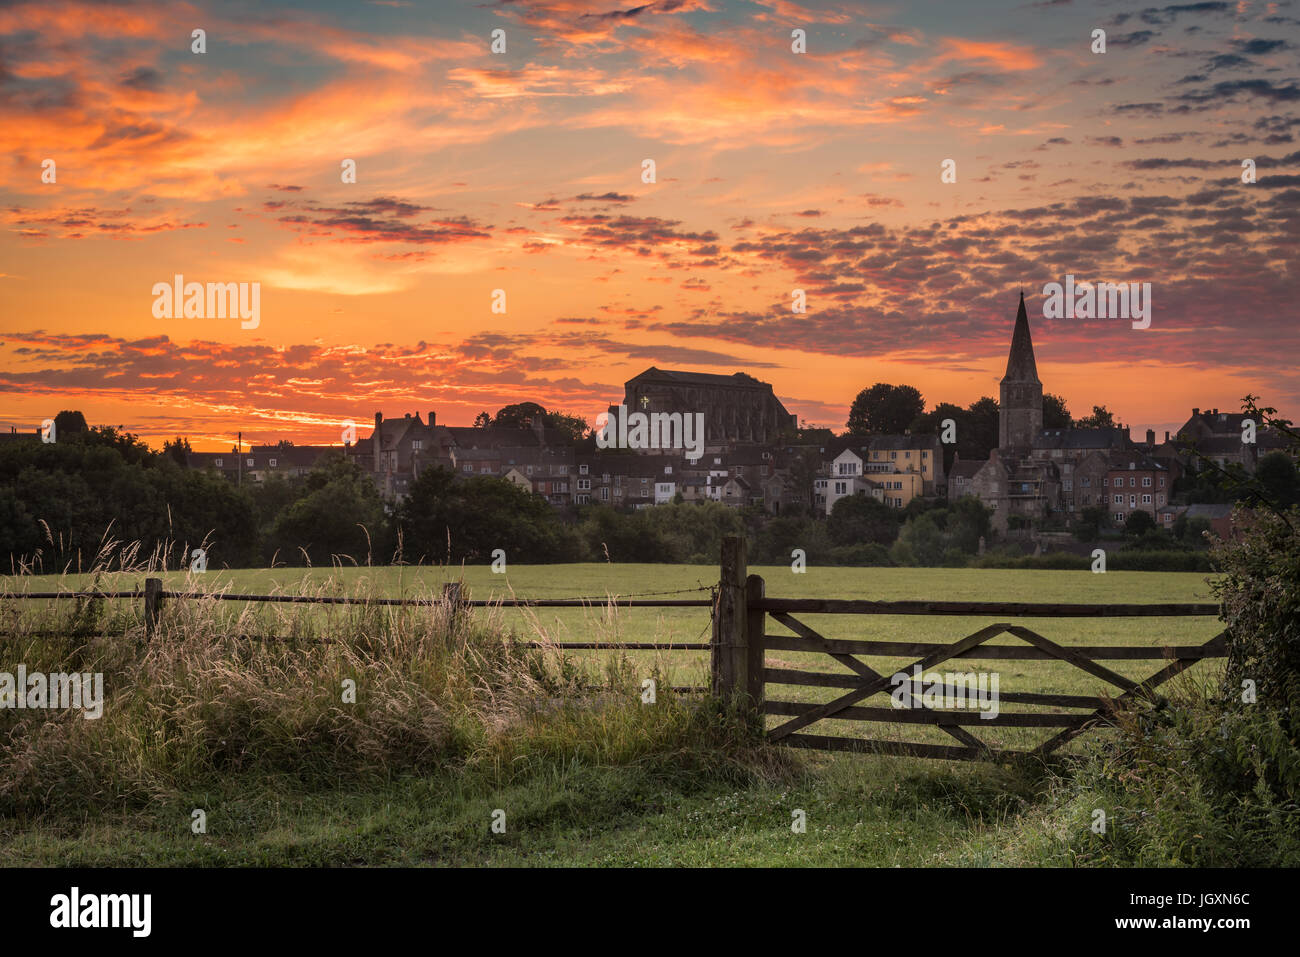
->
[0,564,1238,866]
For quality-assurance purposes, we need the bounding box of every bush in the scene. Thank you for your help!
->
[1052,686,1300,866]
[1212,506,1300,707]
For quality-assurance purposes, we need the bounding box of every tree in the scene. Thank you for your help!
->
[963,397,1000,461]
[544,411,589,443]
[908,401,966,470]
[1124,509,1156,535]
[1075,405,1117,429]
[269,454,387,565]
[493,402,548,429]
[1256,450,1300,508]
[1043,393,1072,429]
[846,384,925,435]
[829,493,899,546]
[396,467,572,564]
[473,412,491,428]
[53,410,89,435]
[162,436,192,466]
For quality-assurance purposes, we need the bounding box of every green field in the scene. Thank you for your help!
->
[0,564,1232,866]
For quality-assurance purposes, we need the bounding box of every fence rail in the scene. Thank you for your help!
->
[4,540,1232,763]
[710,535,1228,762]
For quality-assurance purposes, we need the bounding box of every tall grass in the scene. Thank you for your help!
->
[0,544,781,820]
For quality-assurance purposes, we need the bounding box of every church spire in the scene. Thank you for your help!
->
[1003,290,1040,384]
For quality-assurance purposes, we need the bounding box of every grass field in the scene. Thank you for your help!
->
[0,564,1229,866]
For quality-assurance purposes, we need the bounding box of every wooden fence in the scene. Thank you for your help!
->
[4,537,1229,760]
[710,536,1227,761]
[3,579,717,694]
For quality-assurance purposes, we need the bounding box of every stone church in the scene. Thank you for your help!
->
[618,367,797,449]
[964,293,1134,532]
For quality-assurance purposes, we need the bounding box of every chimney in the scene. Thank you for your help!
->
[1164,431,1170,443]
[428,410,436,427]
[1192,408,1199,416]
[1146,429,1155,446]
[373,413,383,472]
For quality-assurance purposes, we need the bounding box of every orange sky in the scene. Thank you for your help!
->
[1,0,1297,449]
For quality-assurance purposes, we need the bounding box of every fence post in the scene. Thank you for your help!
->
[143,577,163,638]
[712,535,748,705]
[443,581,463,633]
[746,573,766,721]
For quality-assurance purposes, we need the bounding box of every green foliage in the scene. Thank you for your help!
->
[1072,404,1116,429]
[1042,392,1072,429]
[1123,509,1156,535]
[846,383,925,436]
[1212,506,1300,707]
[269,454,387,566]
[828,492,899,546]
[0,427,260,570]
[1257,451,1300,507]
[890,498,990,566]
[397,466,578,564]
[1056,690,1300,866]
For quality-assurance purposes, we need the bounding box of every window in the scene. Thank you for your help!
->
[664,465,672,475]
[269,458,277,468]
[463,464,473,473]
[1114,513,1125,523]
[411,440,422,451]
[1063,479,1073,491]
[600,487,609,501]
[1113,494,1122,505]
[246,458,254,467]
[890,451,897,460]
[921,450,928,459]
[1158,477,1165,488]
[834,481,847,494]
[577,479,591,491]
[1142,494,1152,505]
[576,494,590,504]
[557,465,569,475]
[905,451,911,459]
[481,466,492,474]
[214,458,223,467]
[1081,477,1091,487]
[527,465,535,476]
[1130,477,1136,487]
[1129,495,1136,507]
[1103,478,1109,487]
[1142,476,1152,487]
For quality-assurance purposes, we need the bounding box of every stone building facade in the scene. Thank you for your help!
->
[620,368,797,449]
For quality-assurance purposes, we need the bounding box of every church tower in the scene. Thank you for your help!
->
[998,291,1043,451]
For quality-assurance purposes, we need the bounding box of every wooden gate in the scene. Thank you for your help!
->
[711,537,1226,761]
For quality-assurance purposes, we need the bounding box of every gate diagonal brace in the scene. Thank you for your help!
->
[766,623,1010,742]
